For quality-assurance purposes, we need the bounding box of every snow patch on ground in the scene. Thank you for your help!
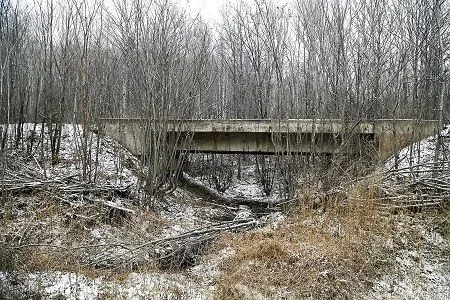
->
[1,271,214,300]
[195,163,286,204]
[258,211,286,232]
[367,239,450,300]
[188,246,236,285]
[158,189,222,238]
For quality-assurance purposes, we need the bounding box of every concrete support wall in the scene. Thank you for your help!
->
[101,121,144,155]
[374,120,439,160]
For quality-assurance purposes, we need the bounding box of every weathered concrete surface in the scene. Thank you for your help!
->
[374,119,439,159]
[99,119,439,159]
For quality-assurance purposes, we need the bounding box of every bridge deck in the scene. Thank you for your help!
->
[100,118,374,133]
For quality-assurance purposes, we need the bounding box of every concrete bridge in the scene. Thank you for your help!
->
[99,119,439,159]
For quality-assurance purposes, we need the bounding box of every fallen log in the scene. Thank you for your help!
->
[181,172,282,212]
[85,218,259,270]
[180,172,233,204]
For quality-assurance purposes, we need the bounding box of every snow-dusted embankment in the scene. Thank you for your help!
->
[365,124,450,300]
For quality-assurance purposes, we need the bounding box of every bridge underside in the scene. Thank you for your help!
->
[175,132,375,155]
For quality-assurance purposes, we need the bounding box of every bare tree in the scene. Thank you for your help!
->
[72,0,101,181]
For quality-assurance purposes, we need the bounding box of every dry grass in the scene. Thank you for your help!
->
[0,191,167,280]
[211,167,450,299]
[213,182,391,300]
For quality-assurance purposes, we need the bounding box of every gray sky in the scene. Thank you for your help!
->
[18,0,290,25]
[180,0,229,22]
[180,0,290,24]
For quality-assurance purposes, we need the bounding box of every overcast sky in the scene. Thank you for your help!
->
[18,0,290,26]
[179,0,290,24]
[180,0,228,23]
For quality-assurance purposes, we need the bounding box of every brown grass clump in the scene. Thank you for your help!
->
[233,234,291,262]
[214,188,390,300]
[0,191,168,280]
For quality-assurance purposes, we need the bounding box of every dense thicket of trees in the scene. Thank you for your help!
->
[1,0,449,206]
[215,0,450,120]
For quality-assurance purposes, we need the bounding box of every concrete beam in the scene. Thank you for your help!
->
[100,118,374,134]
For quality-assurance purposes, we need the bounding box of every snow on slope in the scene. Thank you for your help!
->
[385,124,450,172]
[2,123,139,186]
[364,124,450,300]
